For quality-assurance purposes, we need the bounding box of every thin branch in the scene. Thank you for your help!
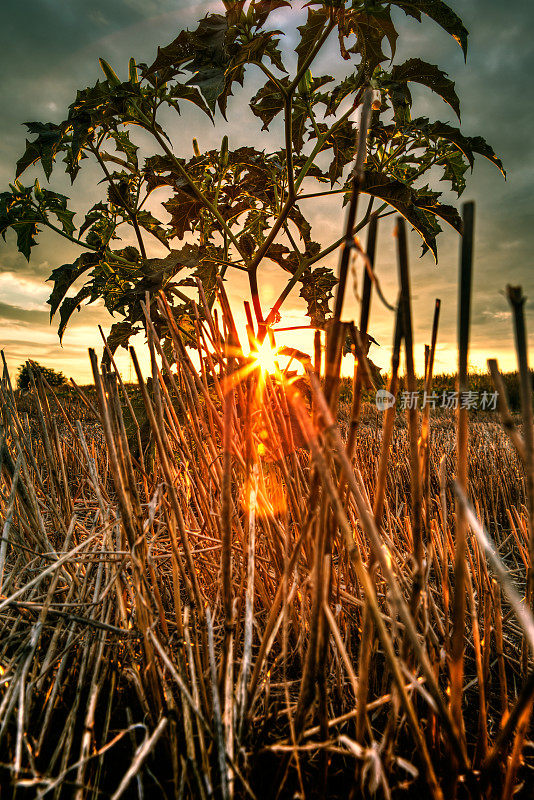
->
[251,61,287,94]
[284,94,295,199]
[264,203,387,327]
[19,214,96,252]
[289,20,335,94]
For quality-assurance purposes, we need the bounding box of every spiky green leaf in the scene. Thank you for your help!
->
[47,252,100,319]
[299,266,337,328]
[391,1,468,57]
[16,122,64,180]
[58,286,92,341]
[391,59,460,118]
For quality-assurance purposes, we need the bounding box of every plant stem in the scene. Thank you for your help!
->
[21,215,96,252]
[90,146,148,259]
[264,204,385,328]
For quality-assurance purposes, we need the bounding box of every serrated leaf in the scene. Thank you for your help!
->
[148,14,229,76]
[16,122,64,180]
[164,190,204,240]
[143,154,188,195]
[39,188,76,236]
[190,249,221,298]
[408,117,505,177]
[288,205,313,246]
[440,149,468,195]
[392,0,468,57]
[410,117,474,165]
[251,1,291,29]
[391,59,460,118]
[429,200,462,233]
[165,82,213,117]
[144,245,202,281]
[250,79,287,129]
[55,207,77,236]
[328,119,356,185]
[47,253,99,319]
[137,210,170,248]
[16,222,38,261]
[110,130,139,168]
[58,286,92,341]
[361,170,462,258]
[79,202,109,237]
[299,266,337,328]
[469,135,506,177]
[188,67,228,114]
[146,13,236,115]
[326,73,362,116]
[217,31,287,117]
[266,242,293,271]
[296,8,331,72]
[102,320,138,366]
[345,8,398,79]
[223,0,246,27]
[243,209,269,244]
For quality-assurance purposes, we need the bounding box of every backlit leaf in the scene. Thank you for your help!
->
[16,222,38,261]
[16,122,64,180]
[47,252,100,319]
[164,190,204,240]
[392,1,468,57]
[58,286,92,342]
[137,210,170,248]
[102,320,138,366]
[296,8,331,72]
[328,119,356,185]
[299,266,337,328]
[250,79,287,129]
[391,59,460,118]
[251,1,291,29]
[361,170,462,258]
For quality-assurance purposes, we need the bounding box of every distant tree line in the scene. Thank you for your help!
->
[17,361,66,391]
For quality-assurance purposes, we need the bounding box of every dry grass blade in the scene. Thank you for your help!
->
[110,717,168,800]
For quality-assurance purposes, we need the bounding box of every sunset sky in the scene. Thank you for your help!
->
[0,0,532,383]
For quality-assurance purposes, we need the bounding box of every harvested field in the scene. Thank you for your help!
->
[0,282,532,799]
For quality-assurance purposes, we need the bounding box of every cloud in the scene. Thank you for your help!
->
[0,303,49,325]
[0,272,49,308]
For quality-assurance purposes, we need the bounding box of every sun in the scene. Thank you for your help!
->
[251,338,278,375]
[219,335,281,395]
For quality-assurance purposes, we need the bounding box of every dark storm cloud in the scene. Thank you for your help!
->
[0,1,165,143]
[0,0,532,376]
[0,299,106,327]
[0,0,200,164]
[0,302,49,325]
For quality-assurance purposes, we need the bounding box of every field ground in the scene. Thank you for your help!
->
[0,352,532,799]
